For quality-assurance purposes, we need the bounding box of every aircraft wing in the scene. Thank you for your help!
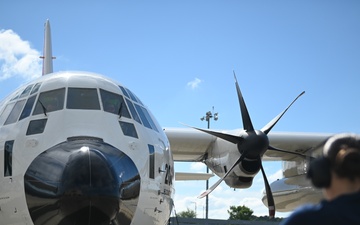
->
[164,127,216,161]
[164,127,332,161]
[264,132,332,160]
[175,172,214,181]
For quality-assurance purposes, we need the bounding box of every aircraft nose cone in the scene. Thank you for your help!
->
[24,139,140,225]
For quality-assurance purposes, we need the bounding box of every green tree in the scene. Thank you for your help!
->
[177,208,196,218]
[228,205,254,220]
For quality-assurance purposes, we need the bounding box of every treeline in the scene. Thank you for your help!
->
[249,215,283,222]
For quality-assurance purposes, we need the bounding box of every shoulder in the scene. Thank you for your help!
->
[280,204,327,225]
[281,192,360,225]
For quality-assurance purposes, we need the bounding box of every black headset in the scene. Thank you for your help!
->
[307,134,360,189]
[307,146,360,188]
[307,156,332,188]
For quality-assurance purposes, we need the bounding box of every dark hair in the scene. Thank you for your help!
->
[324,134,360,181]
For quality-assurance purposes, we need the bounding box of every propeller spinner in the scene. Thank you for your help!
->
[194,72,305,218]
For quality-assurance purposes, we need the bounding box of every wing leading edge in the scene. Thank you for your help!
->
[165,128,332,162]
[164,127,216,161]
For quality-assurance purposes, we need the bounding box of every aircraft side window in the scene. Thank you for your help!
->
[67,88,100,110]
[126,88,144,105]
[134,104,159,132]
[148,144,155,179]
[10,89,22,101]
[4,99,26,125]
[125,99,142,124]
[168,165,174,185]
[119,121,138,138]
[26,119,47,135]
[4,140,14,177]
[33,88,65,115]
[164,164,170,185]
[19,84,34,98]
[163,164,173,185]
[0,102,15,125]
[99,89,131,118]
[19,95,36,121]
[134,104,152,130]
[119,86,130,99]
[141,106,158,132]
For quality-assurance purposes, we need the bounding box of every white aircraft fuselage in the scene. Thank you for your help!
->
[0,71,174,225]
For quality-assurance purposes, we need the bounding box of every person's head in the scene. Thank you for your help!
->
[307,133,360,194]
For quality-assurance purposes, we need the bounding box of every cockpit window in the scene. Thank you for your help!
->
[67,88,100,110]
[119,86,130,99]
[119,121,138,138]
[19,84,34,98]
[26,119,47,135]
[126,88,143,105]
[119,86,144,105]
[10,90,22,101]
[134,104,159,132]
[125,99,142,124]
[33,88,65,115]
[19,95,36,120]
[30,83,41,95]
[0,103,15,125]
[99,89,131,118]
[4,99,26,125]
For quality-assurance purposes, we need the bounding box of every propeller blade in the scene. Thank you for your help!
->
[233,71,254,132]
[260,162,275,218]
[198,153,246,199]
[261,91,305,135]
[182,123,243,144]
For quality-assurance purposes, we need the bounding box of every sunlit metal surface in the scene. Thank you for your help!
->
[24,139,140,225]
[263,175,322,212]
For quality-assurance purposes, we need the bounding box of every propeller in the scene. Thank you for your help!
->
[195,72,305,218]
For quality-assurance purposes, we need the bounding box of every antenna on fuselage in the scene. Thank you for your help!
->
[40,19,55,75]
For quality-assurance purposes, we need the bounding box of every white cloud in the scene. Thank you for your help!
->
[187,77,202,90]
[268,169,283,183]
[174,162,290,220]
[173,183,277,220]
[0,29,42,81]
[190,162,206,172]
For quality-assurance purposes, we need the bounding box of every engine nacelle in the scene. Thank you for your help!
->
[240,158,261,175]
[225,174,253,188]
[205,153,261,189]
[262,174,322,212]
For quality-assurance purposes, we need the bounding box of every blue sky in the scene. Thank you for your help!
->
[1,0,360,219]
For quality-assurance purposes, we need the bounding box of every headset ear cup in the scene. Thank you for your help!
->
[307,157,332,188]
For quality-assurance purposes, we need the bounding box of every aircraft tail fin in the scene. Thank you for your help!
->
[40,19,55,75]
